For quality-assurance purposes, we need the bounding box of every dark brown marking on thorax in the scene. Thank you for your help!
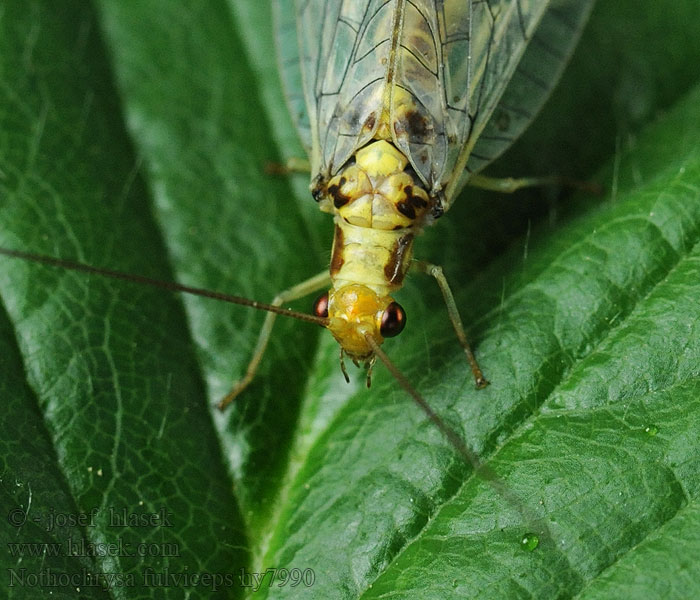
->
[396,200,416,219]
[328,176,350,208]
[330,225,345,276]
[404,185,428,209]
[396,185,429,221]
[384,233,414,286]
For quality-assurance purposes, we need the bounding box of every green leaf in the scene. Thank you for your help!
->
[1,1,698,599]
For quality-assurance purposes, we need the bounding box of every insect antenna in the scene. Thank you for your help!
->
[2,245,550,544]
[366,334,498,475]
[0,247,328,327]
[366,334,552,544]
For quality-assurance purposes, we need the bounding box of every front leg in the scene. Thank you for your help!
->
[218,270,331,410]
[412,260,489,389]
[452,171,601,199]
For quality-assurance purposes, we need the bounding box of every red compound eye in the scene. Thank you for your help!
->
[313,292,329,319]
[380,302,406,338]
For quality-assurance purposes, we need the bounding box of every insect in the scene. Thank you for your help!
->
[218,0,597,408]
[0,4,600,593]
[0,1,594,464]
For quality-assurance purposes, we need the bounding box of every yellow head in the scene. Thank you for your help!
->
[313,284,406,361]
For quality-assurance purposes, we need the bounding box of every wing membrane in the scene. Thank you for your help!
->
[275,0,594,209]
[296,0,395,177]
[461,0,595,198]
[274,0,313,151]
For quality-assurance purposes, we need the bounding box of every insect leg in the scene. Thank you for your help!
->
[264,156,311,176]
[412,260,489,389]
[218,269,331,410]
[454,172,601,197]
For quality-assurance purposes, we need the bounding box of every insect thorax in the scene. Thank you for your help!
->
[314,139,436,295]
[311,138,437,359]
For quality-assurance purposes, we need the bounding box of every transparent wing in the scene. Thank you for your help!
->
[461,0,595,192]
[294,0,395,178]
[274,0,313,154]
[275,0,593,207]
[390,0,554,200]
[419,0,593,206]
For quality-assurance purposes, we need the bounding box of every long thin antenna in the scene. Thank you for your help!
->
[366,334,551,542]
[3,244,551,542]
[0,247,329,327]
[366,334,493,475]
